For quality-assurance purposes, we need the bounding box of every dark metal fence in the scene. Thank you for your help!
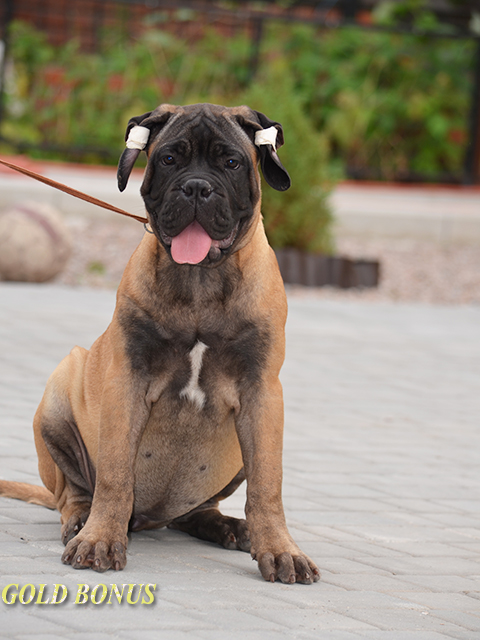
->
[1,0,480,183]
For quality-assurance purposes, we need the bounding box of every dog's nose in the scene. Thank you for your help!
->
[182,179,213,200]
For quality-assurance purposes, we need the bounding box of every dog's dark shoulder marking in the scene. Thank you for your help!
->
[200,320,270,387]
[118,304,177,375]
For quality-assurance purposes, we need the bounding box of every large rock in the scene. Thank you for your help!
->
[0,202,72,282]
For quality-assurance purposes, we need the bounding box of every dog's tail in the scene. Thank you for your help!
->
[0,480,56,509]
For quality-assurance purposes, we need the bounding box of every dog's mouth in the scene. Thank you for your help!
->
[159,221,239,265]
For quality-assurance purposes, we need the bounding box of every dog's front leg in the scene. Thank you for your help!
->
[61,374,149,572]
[236,377,320,584]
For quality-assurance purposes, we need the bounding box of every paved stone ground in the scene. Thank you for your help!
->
[0,282,480,639]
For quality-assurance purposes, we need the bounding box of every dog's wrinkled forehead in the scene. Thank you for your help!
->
[147,104,253,154]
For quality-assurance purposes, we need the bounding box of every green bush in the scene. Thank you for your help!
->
[277,22,474,180]
[236,63,334,253]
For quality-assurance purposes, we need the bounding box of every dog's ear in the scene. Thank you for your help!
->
[235,110,291,192]
[117,109,174,192]
[117,112,151,192]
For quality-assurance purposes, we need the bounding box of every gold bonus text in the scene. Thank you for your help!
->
[2,583,156,605]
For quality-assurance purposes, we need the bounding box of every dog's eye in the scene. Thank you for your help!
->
[162,155,175,166]
[225,159,240,170]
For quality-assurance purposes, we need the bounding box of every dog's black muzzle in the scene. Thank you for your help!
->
[181,178,213,201]
[143,174,243,266]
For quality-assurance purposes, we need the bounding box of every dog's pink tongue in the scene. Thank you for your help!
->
[171,220,212,264]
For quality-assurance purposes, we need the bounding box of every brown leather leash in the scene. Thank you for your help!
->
[0,157,148,224]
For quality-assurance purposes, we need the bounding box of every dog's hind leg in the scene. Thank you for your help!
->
[167,469,251,551]
[44,423,95,545]
[33,350,95,545]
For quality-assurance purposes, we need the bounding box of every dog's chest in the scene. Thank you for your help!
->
[126,315,268,520]
[121,308,270,411]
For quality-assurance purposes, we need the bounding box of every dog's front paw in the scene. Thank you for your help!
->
[255,550,320,585]
[61,527,127,572]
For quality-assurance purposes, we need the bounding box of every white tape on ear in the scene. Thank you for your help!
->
[254,126,278,151]
[126,125,150,150]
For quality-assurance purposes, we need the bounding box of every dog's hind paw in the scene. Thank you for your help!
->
[61,509,91,545]
[169,509,251,552]
[218,515,251,552]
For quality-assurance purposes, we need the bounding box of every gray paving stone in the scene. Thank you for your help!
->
[1,283,480,639]
[0,540,58,558]
[322,572,434,594]
[387,574,480,593]
[356,633,472,640]
[17,636,72,640]
[189,608,291,631]
[117,632,206,640]
[2,610,71,636]
[429,610,480,631]
[274,590,419,611]
[0,504,58,524]
[452,542,480,554]
[0,555,65,575]
[352,556,480,577]
[334,607,476,635]
[2,524,61,542]
[403,592,479,613]
[252,608,379,631]
[32,606,212,632]
[73,634,145,640]
[196,632,366,640]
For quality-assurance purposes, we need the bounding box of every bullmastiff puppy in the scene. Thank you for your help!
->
[0,103,319,584]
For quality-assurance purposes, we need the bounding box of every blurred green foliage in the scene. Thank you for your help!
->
[2,12,476,250]
[4,20,252,154]
[281,22,473,179]
[239,63,334,253]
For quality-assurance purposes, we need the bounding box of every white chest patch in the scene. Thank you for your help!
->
[180,341,208,409]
